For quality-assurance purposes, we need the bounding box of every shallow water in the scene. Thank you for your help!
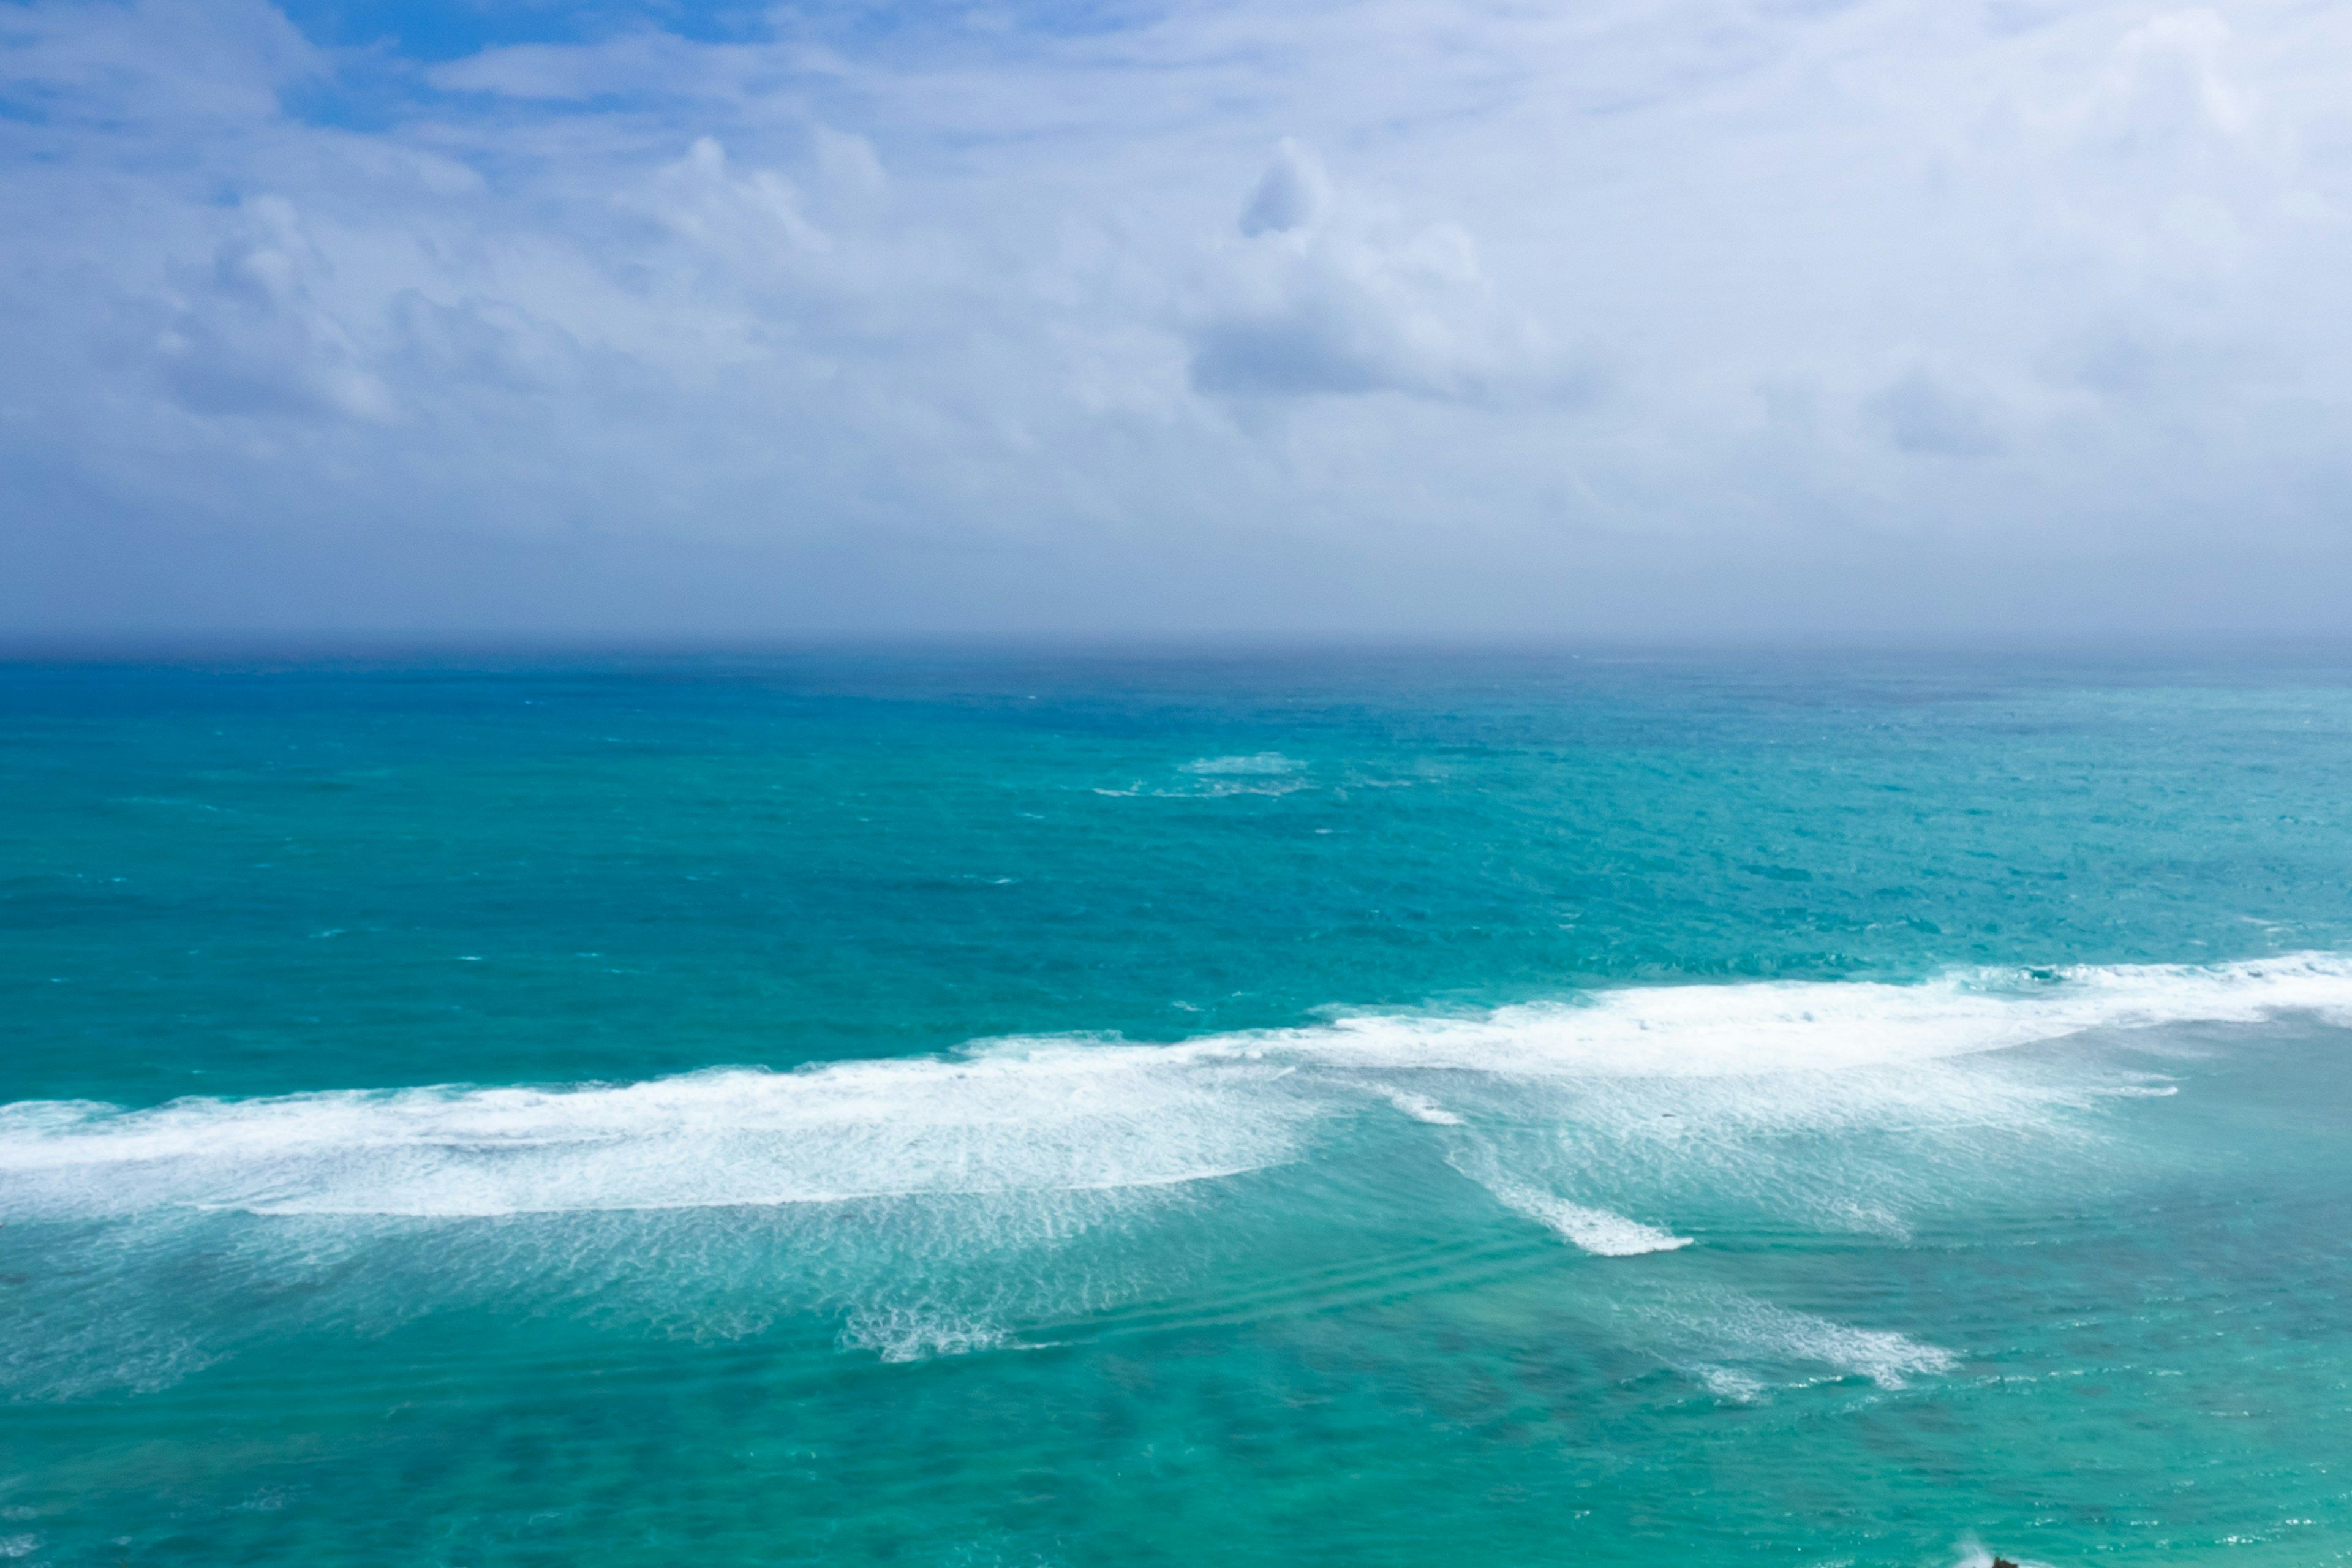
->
[4,649,2352,1565]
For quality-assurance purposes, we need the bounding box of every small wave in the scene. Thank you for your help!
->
[1817,1200,1912,1240]
[1179,753,1304,775]
[1374,1085,1464,1125]
[1169,753,1313,796]
[1951,1547,2058,1568]
[840,1306,1010,1363]
[1694,1365,1768,1403]
[1701,1297,1959,1389]
[1482,1180,1692,1256]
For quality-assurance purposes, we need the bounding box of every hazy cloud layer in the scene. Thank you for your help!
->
[1,0,2347,637]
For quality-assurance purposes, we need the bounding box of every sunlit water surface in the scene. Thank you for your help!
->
[5,649,2352,1566]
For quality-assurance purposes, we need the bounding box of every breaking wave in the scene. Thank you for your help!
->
[6,952,2345,1223]
[3,952,2346,1392]
[1476,1179,1692,1256]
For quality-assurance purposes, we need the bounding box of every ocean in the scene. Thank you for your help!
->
[4,647,2351,1566]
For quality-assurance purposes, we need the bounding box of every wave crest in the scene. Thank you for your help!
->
[6,952,2346,1224]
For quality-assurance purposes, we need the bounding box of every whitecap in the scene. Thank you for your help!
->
[1692,1297,1960,1389]
[5,952,2346,1397]
[1694,1365,1768,1403]
[1178,753,1304,775]
[840,1306,1010,1363]
[0,1050,1314,1220]
[1373,1085,1464,1125]
[8,953,2348,1223]
[1479,1178,1692,1256]
[1950,1546,2057,1568]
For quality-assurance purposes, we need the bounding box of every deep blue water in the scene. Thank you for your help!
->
[4,647,2352,1566]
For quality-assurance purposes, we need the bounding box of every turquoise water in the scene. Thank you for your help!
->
[5,649,2352,1566]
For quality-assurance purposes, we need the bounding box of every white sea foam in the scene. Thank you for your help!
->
[0,1051,1312,1219]
[840,1306,1011,1362]
[1178,753,1304,775]
[1662,1296,1960,1390]
[1817,1200,1912,1240]
[1733,1302,1959,1389]
[1951,1547,2058,1568]
[6,954,2345,1395]
[1481,1180,1692,1256]
[1694,1365,1768,1403]
[1253,951,2352,1080]
[1373,1085,1464,1125]
[3,953,2346,1228]
[1166,753,1314,796]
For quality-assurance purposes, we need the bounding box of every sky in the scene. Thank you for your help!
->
[0,0,2346,641]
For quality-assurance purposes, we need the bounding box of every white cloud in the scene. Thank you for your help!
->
[1,0,2349,635]
[0,0,317,126]
[152,195,396,422]
[1186,140,1577,403]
